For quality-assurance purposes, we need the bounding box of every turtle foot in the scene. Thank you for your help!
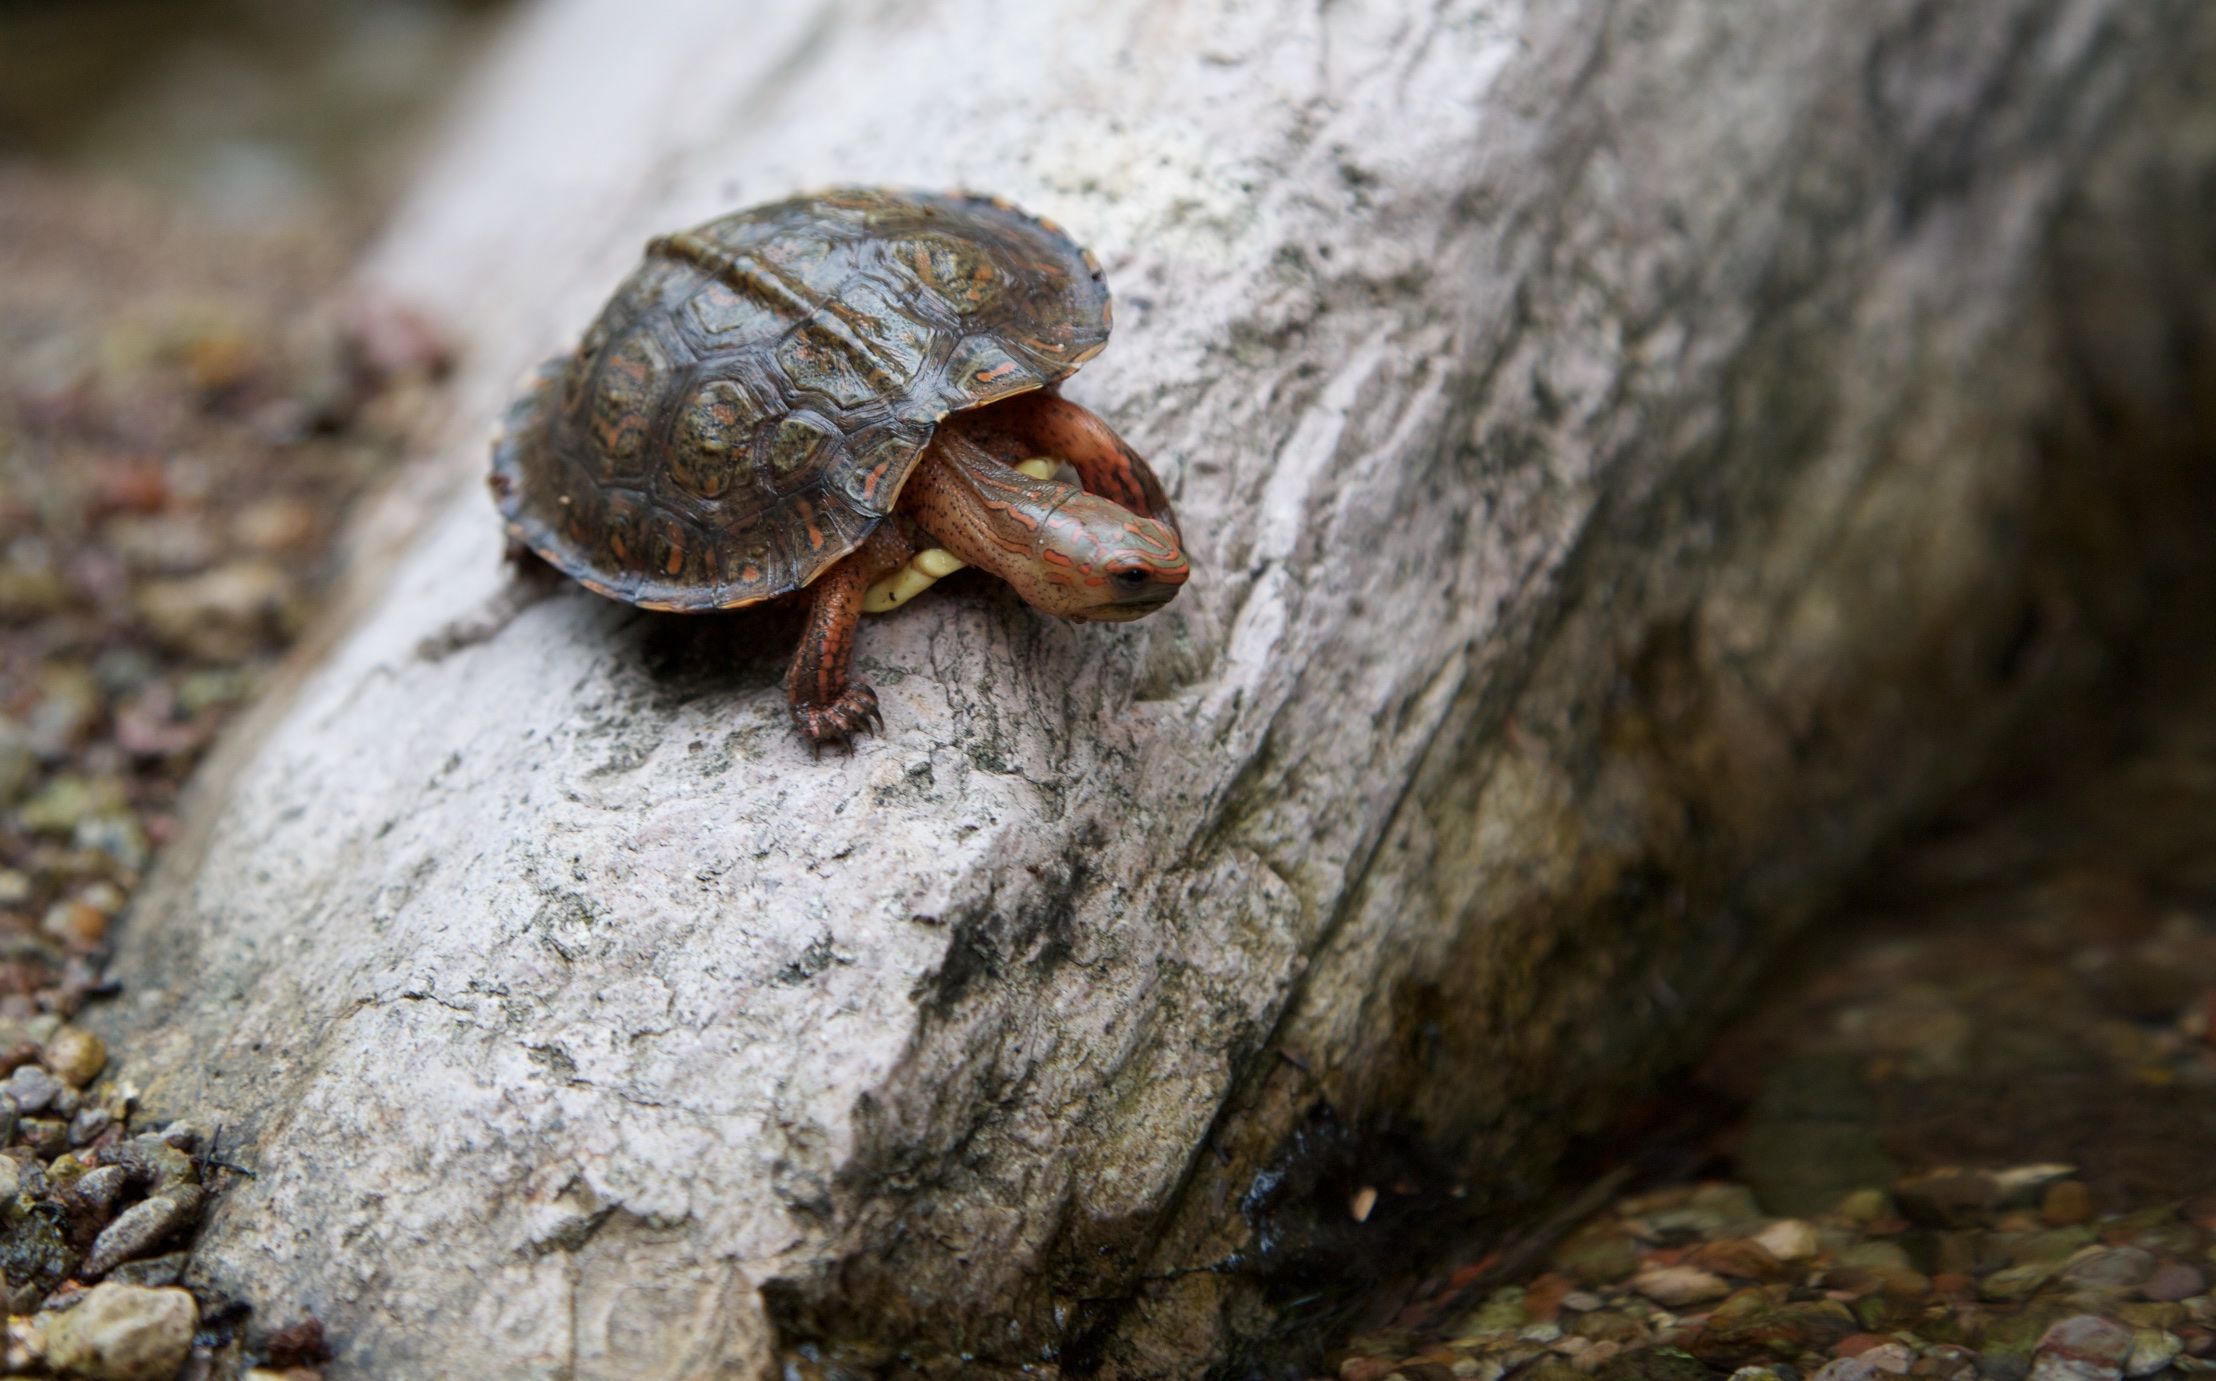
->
[790,682,883,749]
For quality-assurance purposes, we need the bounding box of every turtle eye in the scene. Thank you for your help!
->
[1115,567,1150,588]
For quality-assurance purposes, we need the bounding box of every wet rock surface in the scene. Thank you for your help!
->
[1325,610,2216,1381]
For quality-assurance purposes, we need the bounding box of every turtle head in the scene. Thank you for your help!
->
[901,438,1190,621]
[1021,489,1189,622]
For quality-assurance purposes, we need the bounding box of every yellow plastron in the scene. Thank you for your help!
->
[863,458,1061,614]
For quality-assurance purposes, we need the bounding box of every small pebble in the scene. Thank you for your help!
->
[3,1064,63,1115]
[134,560,293,662]
[1863,1343,1917,1374]
[40,1282,197,1381]
[2061,1247,2157,1292]
[2141,1261,2206,1302]
[84,1186,205,1278]
[2125,1330,2183,1378]
[2043,1182,2095,1227]
[1982,1264,2056,1301]
[41,898,109,949]
[0,720,31,808]
[70,1106,115,1147]
[1628,1265,1731,1307]
[103,1253,187,1289]
[1838,1190,1893,1222]
[1993,1166,2080,1207]
[16,775,115,836]
[72,1164,130,1216]
[1690,1237,1786,1280]
[2030,1316,2136,1381]
[1754,1218,1820,1262]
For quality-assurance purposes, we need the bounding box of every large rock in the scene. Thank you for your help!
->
[99,0,2216,1376]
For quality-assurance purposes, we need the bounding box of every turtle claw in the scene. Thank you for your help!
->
[791,682,882,749]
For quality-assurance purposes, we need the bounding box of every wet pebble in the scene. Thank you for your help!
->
[2043,1183,2095,1228]
[232,495,317,552]
[134,560,293,662]
[1753,1219,1820,1262]
[0,720,31,808]
[1629,1266,1732,1307]
[2123,1329,2182,1378]
[42,896,111,950]
[17,775,118,836]
[40,1281,197,1381]
[70,1105,115,1148]
[102,1252,187,1289]
[45,1027,107,1089]
[2139,1262,2205,1303]
[24,668,100,760]
[83,1186,204,1278]
[2060,1249,2157,1293]
[2029,1316,2135,1381]
[73,811,150,874]
[1815,1357,1886,1381]
[3,1065,62,1116]
[1838,1190,1893,1223]
[1689,1238,1786,1281]
[1994,1168,2079,1208]
[1860,1343,1917,1374]
[72,1164,130,1217]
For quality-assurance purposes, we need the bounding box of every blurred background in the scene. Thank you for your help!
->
[1,0,508,234]
[0,0,506,982]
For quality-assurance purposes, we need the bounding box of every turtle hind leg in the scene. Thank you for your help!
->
[971,391,1180,534]
[785,524,916,747]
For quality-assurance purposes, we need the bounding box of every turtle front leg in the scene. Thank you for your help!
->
[787,523,916,746]
[970,391,1180,534]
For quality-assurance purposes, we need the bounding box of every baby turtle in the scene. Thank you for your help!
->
[490,187,1188,745]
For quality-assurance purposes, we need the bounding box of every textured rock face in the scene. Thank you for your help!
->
[97,0,2216,1377]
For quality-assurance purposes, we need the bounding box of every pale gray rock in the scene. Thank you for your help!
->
[98,0,2216,1377]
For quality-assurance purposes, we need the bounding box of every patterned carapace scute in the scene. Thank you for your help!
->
[489,187,1112,610]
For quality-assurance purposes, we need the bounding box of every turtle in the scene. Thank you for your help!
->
[488,187,1189,746]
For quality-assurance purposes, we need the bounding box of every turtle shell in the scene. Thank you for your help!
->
[488,187,1112,610]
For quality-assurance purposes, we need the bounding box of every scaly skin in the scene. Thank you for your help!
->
[899,423,1188,621]
[784,408,1189,746]
[786,523,916,746]
[962,390,1181,534]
